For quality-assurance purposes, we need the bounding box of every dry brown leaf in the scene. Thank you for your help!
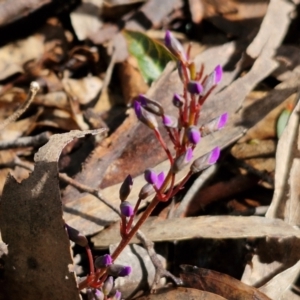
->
[241,96,300,297]
[92,216,300,248]
[138,286,227,300]
[259,260,300,299]
[0,129,106,300]
[181,265,271,300]
[62,76,103,105]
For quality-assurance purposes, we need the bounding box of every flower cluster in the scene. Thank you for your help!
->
[73,30,228,293]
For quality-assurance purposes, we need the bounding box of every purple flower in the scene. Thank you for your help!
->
[134,100,158,130]
[214,65,223,84]
[172,93,184,108]
[164,30,186,61]
[65,224,88,247]
[187,81,203,95]
[87,289,104,300]
[162,114,178,128]
[217,112,228,130]
[107,264,132,277]
[190,147,220,173]
[111,290,122,300]
[187,126,201,144]
[119,174,133,202]
[120,201,134,217]
[138,94,164,116]
[94,254,113,269]
[144,169,158,185]
[208,147,220,164]
[156,171,165,189]
[172,148,193,173]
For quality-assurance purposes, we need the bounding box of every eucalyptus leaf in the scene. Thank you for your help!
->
[123,30,176,83]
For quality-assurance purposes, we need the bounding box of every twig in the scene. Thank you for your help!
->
[0,82,39,131]
[0,132,51,150]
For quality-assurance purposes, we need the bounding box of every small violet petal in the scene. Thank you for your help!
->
[133,100,142,119]
[144,169,158,185]
[187,126,201,144]
[186,147,194,162]
[118,266,132,277]
[156,171,165,189]
[208,147,220,164]
[217,112,228,130]
[214,65,223,84]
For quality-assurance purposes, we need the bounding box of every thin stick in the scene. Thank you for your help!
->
[0,82,40,131]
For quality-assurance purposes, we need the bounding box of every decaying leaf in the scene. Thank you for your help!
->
[181,265,271,300]
[0,129,107,300]
[123,30,175,83]
[138,286,227,300]
[92,215,300,248]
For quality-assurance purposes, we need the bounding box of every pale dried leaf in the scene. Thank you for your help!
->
[92,216,300,248]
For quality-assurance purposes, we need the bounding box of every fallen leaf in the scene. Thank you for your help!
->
[123,30,175,83]
[92,215,300,248]
[0,129,106,300]
[181,265,271,300]
[138,286,227,300]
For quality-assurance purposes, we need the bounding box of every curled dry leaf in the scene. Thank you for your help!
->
[0,129,107,300]
[181,265,271,300]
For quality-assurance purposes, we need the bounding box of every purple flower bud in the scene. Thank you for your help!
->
[156,171,165,189]
[162,114,178,128]
[107,264,132,277]
[65,224,88,247]
[190,147,220,173]
[214,65,223,84]
[87,289,104,300]
[94,254,113,269]
[187,126,201,144]
[164,30,186,61]
[200,113,228,136]
[144,168,158,185]
[139,183,155,199]
[208,147,220,164]
[138,94,164,116]
[102,276,114,296]
[172,148,193,173]
[119,175,133,202]
[177,61,190,83]
[120,201,134,217]
[187,81,203,95]
[172,93,184,108]
[111,290,122,300]
[217,112,228,130]
[134,100,158,130]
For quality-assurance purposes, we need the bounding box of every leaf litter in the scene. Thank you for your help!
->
[0,0,300,299]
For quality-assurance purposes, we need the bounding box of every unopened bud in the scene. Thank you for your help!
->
[177,61,190,83]
[187,81,203,95]
[103,276,114,296]
[172,93,184,108]
[172,148,193,173]
[163,114,178,128]
[134,100,158,130]
[87,289,104,300]
[164,30,186,62]
[191,147,220,173]
[120,201,134,217]
[119,175,133,202]
[65,224,88,247]
[138,94,164,116]
[139,183,155,199]
[187,126,201,144]
[111,290,122,300]
[94,254,113,269]
[144,169,158,185]
[107,264,132,277]
[200,113,228,136]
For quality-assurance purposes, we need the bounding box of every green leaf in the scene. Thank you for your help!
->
[276,108,292,138]
[123,30,176,84]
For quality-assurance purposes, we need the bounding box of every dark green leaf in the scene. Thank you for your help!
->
[123,30,176,84]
